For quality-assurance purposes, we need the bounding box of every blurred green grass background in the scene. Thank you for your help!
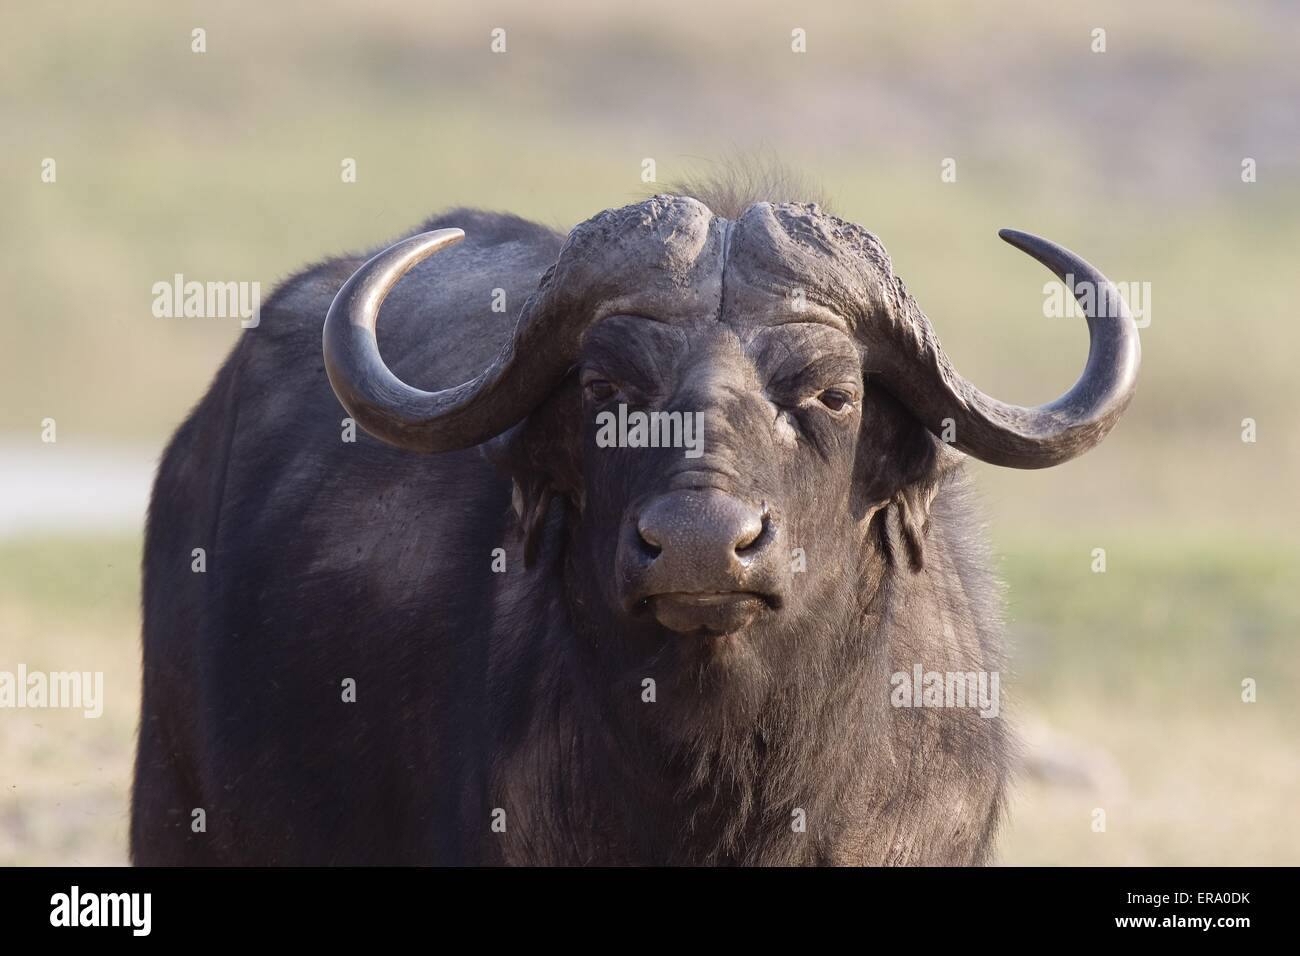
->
[1,0,1297,864]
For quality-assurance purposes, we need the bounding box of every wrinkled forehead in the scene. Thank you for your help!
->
[559,195,725,325]
[565,196,892,336]
[725,202,895,333]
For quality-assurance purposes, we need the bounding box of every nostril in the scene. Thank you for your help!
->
[635,522,663,558]
[734,510,772,556]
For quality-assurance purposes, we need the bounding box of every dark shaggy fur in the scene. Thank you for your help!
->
[132,174,1011,866]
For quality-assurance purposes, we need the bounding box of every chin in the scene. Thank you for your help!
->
[656,616,777,690]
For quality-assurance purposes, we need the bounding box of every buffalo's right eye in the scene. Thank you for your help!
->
[584,379,619,402]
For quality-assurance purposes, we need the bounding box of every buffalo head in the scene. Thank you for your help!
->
[322,196,1138,687]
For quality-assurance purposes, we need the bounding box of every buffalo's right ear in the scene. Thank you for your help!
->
[481,374,583,565]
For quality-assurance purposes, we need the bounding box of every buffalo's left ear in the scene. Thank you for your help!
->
[482,374,583,566]
[858,390,961,572]
[886,430,951,572]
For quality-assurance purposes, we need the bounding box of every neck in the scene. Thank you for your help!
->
[485,490,1007,865]
[572,545,894,863]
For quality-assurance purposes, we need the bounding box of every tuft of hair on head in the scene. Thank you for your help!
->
[663,155,832,219]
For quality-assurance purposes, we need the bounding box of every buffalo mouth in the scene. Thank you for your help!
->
[643,590,779,636]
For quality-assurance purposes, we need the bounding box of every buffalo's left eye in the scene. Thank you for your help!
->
[817,388,854,412]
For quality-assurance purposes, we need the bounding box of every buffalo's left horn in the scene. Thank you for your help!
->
[878,229,1141,469]
[322,229,579,453]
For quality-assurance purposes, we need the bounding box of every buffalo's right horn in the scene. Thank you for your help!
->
[322,229,578,453]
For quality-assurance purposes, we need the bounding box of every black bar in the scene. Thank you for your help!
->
[0,866,1278,941]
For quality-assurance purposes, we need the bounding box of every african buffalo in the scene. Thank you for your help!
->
[131,182,1139,865]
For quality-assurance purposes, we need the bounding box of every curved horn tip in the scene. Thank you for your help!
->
[407,227,465,253]
[394,227,466,258]
[996,228,1114,295]
[997,227,1050,257]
